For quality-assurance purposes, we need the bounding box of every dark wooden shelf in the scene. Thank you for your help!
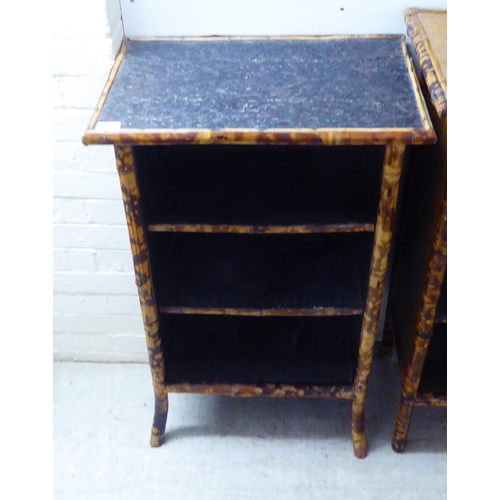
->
[135,145,384,231]
[160,315,361,386]
[148,232,373,314]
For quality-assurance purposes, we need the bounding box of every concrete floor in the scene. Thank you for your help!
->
[53,351,446,499]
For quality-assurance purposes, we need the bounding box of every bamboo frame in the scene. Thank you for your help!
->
[404,9,447,118]
[83,128,435,147]
[159,306,364,317]
[116,142,407,457]
[114,146,169,447]
[87,40,127,133]
[83,36,435,457]
[164,383,354,399]
[392,196,447,452]
[351,143,406,458]
[399,36,434,132]
[148,223,375,234]
[414,393,447,407]
[384,9,447,452]
[82,35,436,147]
[391,312,447,410]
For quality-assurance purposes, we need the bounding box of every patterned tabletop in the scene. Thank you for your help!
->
[84,36,435,145]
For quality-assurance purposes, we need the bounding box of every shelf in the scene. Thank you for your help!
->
[416,323,447,403]
[148,223,374,235]
[160,315,362,387]
[135,145,384,231]
[148,232,373,314]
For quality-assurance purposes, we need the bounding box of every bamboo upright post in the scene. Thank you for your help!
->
[382,9,447,452]
[351,144,406,458]
[392,196,447,452]
[114,146,169,446]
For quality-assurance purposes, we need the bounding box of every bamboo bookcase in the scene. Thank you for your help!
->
[82,35,435,458]
[382,10,447,452]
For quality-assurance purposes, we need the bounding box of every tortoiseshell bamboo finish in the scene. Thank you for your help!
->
[82,36,434,147]
[148,223,375,234]
[384,9,447,453]
[165,383,354,399]
[392,197,447,452]
[114,142,409,455]
[82,36,436,457]
[84,128,435,147]
[159,306,364,317]
[114,146,169,447]
[351,144,405,458]
[414,393,447,407]
[404,9,447,118]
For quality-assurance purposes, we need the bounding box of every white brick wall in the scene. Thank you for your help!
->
[53,1,147,362]
[52,1,445,363]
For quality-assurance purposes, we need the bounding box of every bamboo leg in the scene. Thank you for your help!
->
[115,146,169,447]
[392,327,435,452]
[392,371,419,452]
[151,394,169,447]
[392,197,447,452]
[351,144,406,458]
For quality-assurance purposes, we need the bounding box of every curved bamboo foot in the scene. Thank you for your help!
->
[351,404,367,459]
[391,395,415,453]
[392,436,407,453]
[150,394,169,448]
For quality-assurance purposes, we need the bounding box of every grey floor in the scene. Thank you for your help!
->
[54,349,446,499]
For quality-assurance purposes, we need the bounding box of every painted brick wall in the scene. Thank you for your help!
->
[53,0,148,362]
[54,2,444,362]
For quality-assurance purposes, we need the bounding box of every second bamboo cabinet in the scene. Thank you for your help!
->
[383,9,447,452]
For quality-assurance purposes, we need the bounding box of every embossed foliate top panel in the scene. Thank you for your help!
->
[84,36,435,145]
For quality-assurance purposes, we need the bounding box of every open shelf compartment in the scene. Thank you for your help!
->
[148,232,373,314]
[135,145,384,231]
[160,314,362,387]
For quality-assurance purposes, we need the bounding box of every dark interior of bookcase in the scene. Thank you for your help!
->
[160,314,362,385]
[418,323,447,397]
[134,143,383,388]
[390,141,447,372]
[147,232,373,311]
[134,145,384,227]
[435,271,447,323]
